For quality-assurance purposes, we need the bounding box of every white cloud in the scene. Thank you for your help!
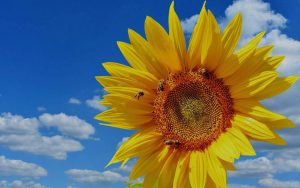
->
[0,113,84,160]
[230,156,300,178]
[261,29,300,76]
[228,184,256,188]
[68,98,81,105]
[221,0,286,37]
[37,107,46,112]
[0,156,47,177]
[181,0,286,37]
[66,186,77,188]
[85,96,107,111]
[259,178,300,188]
[39,113,95,139]
[116,137,129,149]
[229,157,274,178]
[0,113,39,135]
[65,169,127,184]
[0,180,48,188]
[181,14,198,34]
[0,135,83,160]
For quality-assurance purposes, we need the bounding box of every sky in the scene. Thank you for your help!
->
[0,0,299,187]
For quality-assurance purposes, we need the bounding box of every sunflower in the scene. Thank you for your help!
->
[96,2,298,188]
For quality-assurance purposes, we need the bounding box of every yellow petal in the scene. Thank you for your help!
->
[169,1,186,68]
[219,158,236,171]
[145,16,182,72]
[143,146,171,188]
[225,45,274,85]
[173,152,191,188]
[202,10,222,72]
[206,150,226,188]
[216,32,264,79]
[96,76,140,89]
[95,109,152,129]
[129,146,164,180]
[158,150,180,188]
[232,114,276,140]
[101,93,153,110]
[186,2,207,70]
[221,13,242,59]
[128,29,169,78]
[106,127,162,166]
[213,133,240,161]
[230,71,278,99]
[236,32,265,59]
[189,151,207,188]
[117,41,147,71]
[255,76,300,99]
[264,118,296,130]
[267,55,285,70]
[104,86,153,102]
[263,132,287,145]
[199,9,213,64]
[227,127,256,156]
[234,99,295,130]
[210,138,234,163]
[205,176,217,188]
[234,99,291,122]
[102,62,158,88]
[120,158,129,168]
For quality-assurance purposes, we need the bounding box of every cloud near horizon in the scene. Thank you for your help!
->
[0,112,95,160]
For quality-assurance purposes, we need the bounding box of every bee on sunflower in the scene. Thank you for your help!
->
[95,1,299,188]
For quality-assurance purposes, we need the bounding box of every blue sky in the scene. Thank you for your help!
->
[0,0,300,187]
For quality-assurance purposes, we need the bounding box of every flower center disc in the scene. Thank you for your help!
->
[153,70,233,151]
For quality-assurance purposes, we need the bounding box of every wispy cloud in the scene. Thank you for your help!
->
[37,106,47,112]
[116,137,129,149]
[68,97,81,105]
[228,184,257,188]
[85,95,107,111]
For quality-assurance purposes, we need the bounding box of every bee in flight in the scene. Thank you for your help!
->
[164,139,180,149]
[135,91,144,100]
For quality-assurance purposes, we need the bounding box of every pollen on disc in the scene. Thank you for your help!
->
[153,70,233,151]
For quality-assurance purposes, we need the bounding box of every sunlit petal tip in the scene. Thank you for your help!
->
[266,133,287,146]
[105,157,118,168]
[120,158,129,168]
[270,55,285,69]
[251,31,266,45]
[202,0,207,9]
[127,28,134,35]
[145,16,155,26]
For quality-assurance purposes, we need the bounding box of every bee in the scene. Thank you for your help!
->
[164,139,180,149]
[198,68,209,79]
[135,91,144,100]
[157,80,165,92]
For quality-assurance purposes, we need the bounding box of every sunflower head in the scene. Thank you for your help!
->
[96,1,299,188]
